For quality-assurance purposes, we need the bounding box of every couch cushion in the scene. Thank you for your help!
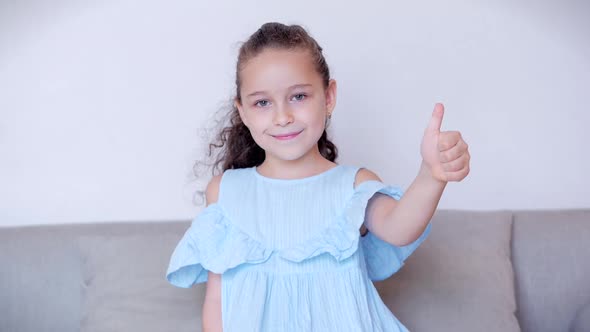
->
[374,210,520,332]
[571,301,590,332]
[512,210,590,332]
[0,227,82,332]
[79,232,206,332]
[0,220,194,332]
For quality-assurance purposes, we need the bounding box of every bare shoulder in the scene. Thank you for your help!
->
[205,174,223,205]
[354,168,383,189]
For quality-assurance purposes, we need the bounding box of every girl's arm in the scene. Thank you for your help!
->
[202,175,224,332]
[203,272,222,332]
[361,103,470,246]
[359,162,446,246]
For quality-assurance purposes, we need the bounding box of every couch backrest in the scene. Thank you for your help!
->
[2,210,589,332]
[375,210,521,331]
[1,211,521,332]
[511,209,590,332]
[0,220,189,332]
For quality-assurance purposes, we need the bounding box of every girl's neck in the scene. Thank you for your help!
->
[256,151,336,180]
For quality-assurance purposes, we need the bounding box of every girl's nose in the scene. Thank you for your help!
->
[273,105,294,126]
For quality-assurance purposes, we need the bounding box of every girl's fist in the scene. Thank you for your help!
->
[420,103,470,183]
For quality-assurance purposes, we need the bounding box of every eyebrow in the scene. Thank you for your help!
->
[246,84,313,98]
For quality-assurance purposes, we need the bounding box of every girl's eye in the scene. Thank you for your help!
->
[255,100,270,107]
[292,93,307,101]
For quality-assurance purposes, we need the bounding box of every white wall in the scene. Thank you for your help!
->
[1,0,589,226]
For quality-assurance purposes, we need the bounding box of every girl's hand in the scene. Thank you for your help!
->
[420,103,470,183]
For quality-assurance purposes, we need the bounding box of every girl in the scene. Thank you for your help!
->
[166,22,470,331]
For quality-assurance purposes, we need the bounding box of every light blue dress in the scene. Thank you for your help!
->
[166,164,431,331]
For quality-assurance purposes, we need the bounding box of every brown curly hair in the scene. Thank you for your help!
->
[192,22,338,204]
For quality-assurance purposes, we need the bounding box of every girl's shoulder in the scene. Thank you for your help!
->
[205,167,254,206]
[353,167,383,189]
[205,173,223,206]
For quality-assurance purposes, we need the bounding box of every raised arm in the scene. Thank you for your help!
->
[361,103,470,246]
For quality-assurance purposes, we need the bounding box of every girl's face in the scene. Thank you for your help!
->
[235,48,336,165]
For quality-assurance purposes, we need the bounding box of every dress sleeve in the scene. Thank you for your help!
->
[166,203,273,288]
[357,183,432,281]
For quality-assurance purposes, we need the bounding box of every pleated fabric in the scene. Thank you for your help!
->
[166,164,431,331]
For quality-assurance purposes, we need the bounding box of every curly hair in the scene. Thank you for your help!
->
[192,22,338,204]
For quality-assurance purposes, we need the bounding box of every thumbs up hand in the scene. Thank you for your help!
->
[420,103,470,183]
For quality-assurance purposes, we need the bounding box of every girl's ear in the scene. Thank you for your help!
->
[325,79,337,114]
[234,98,249,127]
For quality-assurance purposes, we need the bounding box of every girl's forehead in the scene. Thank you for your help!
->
[240,49,321,93]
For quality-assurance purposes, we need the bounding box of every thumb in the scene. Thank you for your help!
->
[426,103,444,133]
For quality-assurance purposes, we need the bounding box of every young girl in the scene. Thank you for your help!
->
[166,22,470,331]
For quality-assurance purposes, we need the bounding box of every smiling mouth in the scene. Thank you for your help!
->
[271,130,303,140]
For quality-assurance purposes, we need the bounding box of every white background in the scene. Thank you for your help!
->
[1,0,589,226]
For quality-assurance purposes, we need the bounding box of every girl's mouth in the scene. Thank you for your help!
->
[272,130,303,140]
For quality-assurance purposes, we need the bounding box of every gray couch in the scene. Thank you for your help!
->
[1,209,589,332]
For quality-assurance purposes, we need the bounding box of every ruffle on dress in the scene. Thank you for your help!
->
[166,180,431,287]
[280,180,432,281]
[166,203,274,288]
